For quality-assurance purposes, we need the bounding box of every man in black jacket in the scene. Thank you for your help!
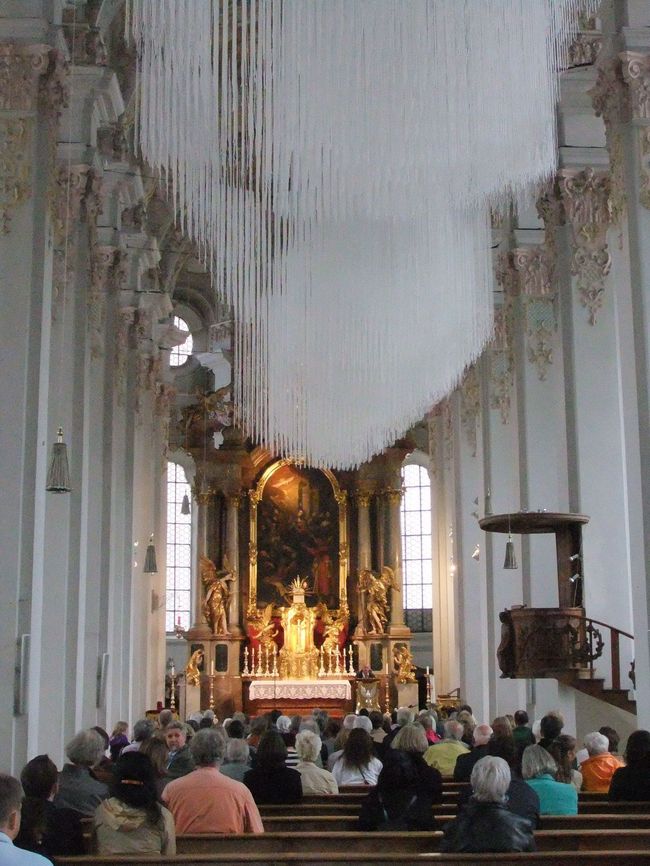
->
[453,724,493,782]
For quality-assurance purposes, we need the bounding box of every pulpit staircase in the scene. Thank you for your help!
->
[554,615,636,715]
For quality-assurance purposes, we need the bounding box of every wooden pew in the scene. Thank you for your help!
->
[258,813,650,833]
[169,828,650,855]
[53,850,650,865]
[258,799,650,817]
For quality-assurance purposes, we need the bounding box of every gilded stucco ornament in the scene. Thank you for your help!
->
[589,57,629,224]
[513,245,557,382]
[559,167,612,325]
[0,44,62,233]
[488,304,514,423]
[460,364,480,457]
[620,51,650,211]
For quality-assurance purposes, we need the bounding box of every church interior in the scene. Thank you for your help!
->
[3,0,650,796]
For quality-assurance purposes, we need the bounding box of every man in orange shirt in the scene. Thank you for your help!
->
[580,731,623,793]
[163,729,264,834]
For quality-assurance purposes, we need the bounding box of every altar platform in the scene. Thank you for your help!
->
[243,677,355,717]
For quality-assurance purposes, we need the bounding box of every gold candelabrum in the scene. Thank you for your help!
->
[384,671,391,714]
[169,663,177,712]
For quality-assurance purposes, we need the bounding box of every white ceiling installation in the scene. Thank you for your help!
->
[128,0,596,468]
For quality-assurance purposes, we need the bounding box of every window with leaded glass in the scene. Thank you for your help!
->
[400,463,433,632]
[166,462,192,632]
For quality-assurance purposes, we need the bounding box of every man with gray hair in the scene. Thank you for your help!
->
[440,756,535,852]
[423,719,469,777]
[121,718,156,754]
[383,706,416,748]
[163,729,263,834]
[0,774,51,864]
[453,724,494,782]
[53,730,109,815]
[220,738,251,783]
[580,730,623,793]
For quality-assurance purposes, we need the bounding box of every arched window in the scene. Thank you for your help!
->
[170,315,193,367]
[400,463,433,632]
[166,462,192,632]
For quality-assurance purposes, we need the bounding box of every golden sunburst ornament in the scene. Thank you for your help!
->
[290,576,308,594]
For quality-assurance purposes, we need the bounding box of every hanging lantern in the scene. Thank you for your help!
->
[45,427,72,493]
[143,534,158,573]
[180,492,190,515]
[503,533,518,569]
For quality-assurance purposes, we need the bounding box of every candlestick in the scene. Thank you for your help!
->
[328,647,334,675]
[384,670,390,714]
[347,646,355,676]
[263,645,269,676]
[272,643,278,676]
[335,647,341,675]
[256,646,263,677]
[243,646,250,676]
[209,671,215,711]
[318,645,325,677]
[170,669,176,712]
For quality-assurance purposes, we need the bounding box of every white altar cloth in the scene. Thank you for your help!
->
[248,678,352,701]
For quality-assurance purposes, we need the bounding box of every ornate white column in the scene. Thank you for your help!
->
[188,485,213,638]
[225,493,241,634]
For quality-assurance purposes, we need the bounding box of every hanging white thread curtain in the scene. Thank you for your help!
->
[128,0,594,469]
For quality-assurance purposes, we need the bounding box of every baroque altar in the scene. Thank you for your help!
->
[171,425,414,718]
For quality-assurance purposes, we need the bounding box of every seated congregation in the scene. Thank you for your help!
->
[2,704,649,863]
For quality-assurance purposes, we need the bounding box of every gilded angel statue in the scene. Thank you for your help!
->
[200,555,235,636]
[248,602,279,651]
[393,644,416,683]
[185,647,204,687]
[316,601,349,652]
[357,566,400,635]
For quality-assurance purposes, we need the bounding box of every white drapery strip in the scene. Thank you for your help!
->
[128,0,595,469]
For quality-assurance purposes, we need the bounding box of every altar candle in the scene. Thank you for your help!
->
[426,666,429,677]
[210,659,215,676]
[171,663,175,677]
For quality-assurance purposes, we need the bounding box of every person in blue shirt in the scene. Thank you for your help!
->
[521,744,578,815]
[0,773,52,865]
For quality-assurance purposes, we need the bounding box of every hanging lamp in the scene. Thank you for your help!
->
[503,515,518,570]
[180,492,191,515]
[143,534,158,573]
[45,427,72,493]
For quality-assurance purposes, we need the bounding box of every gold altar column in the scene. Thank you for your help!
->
[225,493,241,634]
[189,486,213,637]
[385,488,406,630]
[356,491,372,571]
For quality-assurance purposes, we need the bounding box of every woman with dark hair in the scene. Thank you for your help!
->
[331,729,382,786]
[548,735,582,792]
[139,737,169,798]
[14,755,85,858]
[94,752,175,855]
[609,730,650,801]
[358,729,441,830]
[243,731,303,804]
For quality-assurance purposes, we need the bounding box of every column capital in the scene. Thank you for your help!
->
[512,245,554,298]
[620,51,650,121]
[558,167,613,325]
[383,488,403,506]
[354,491,372,508]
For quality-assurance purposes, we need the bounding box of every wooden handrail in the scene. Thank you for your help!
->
[570,614,633,691]
[571,615,633,641]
